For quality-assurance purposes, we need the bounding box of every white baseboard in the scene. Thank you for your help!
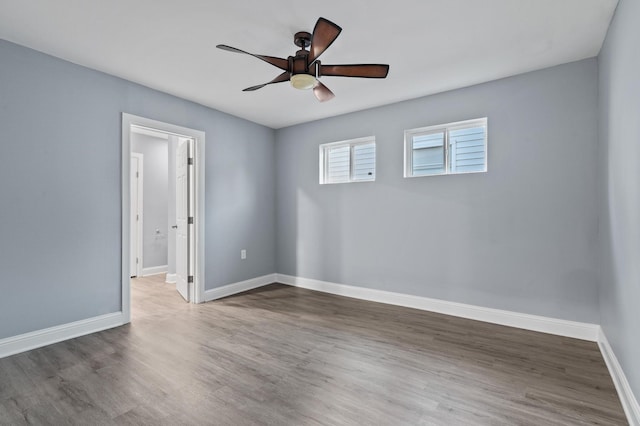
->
[204,273,277,302]
[142,265,168,277]
[0,312,126,359]
[275,274,600,342]
[165,273,177,284]
[598,328,640,426]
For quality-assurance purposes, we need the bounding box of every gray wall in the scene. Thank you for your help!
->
[276,59,600,323]
[598,0,640,401]
[0,39,276,339]
[131,133,169,270]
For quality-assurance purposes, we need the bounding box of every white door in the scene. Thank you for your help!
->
[175,139,192,301]
[130,153,143,277]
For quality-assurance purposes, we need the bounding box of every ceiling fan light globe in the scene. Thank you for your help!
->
[290,73,317,90]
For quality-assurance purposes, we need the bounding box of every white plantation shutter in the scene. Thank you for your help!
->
[411,132,445,176]
[327,145,350,183]
[321,137,376,184]
[449,126,486,173]
[353,143,376,181]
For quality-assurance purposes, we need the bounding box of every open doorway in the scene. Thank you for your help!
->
[121,113,205,323]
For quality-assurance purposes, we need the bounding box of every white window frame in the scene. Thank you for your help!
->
[404,118,488,178]
[319,136,376,184]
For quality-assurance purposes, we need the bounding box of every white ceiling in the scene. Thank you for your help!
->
[0,0,617,129]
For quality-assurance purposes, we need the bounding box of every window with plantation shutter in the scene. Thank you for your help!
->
[404,118,487,177]
[320,137,376,184]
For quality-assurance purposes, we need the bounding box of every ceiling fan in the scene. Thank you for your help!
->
[216,17,390,102]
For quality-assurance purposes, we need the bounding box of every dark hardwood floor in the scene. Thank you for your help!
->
[0,275,627,425]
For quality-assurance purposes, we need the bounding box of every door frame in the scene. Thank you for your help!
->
[121,113,206,322]
[130,152,144,278]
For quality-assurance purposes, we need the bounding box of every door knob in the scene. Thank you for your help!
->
[171,225,178,229]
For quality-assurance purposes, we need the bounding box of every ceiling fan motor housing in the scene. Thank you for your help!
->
[289,54,318,77]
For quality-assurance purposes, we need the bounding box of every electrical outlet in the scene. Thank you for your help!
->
[241,249,247,260]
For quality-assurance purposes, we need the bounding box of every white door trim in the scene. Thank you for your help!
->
[130,152,144,278]
[121,113,206,323]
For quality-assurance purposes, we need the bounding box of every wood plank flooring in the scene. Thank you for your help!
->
[0,275,627,425]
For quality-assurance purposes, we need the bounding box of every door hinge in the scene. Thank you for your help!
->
[188,275,194,283]
[136,214,139,221]
[187,158,194,165]
[188,217,194,224]
[136,171,139,178]
[136,257,139,264]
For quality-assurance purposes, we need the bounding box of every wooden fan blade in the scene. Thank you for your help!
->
[243,72,291,91]
[320,64,389,78]
[216,44,289,71]
[313,82,335,102]
[308,18,342,65]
